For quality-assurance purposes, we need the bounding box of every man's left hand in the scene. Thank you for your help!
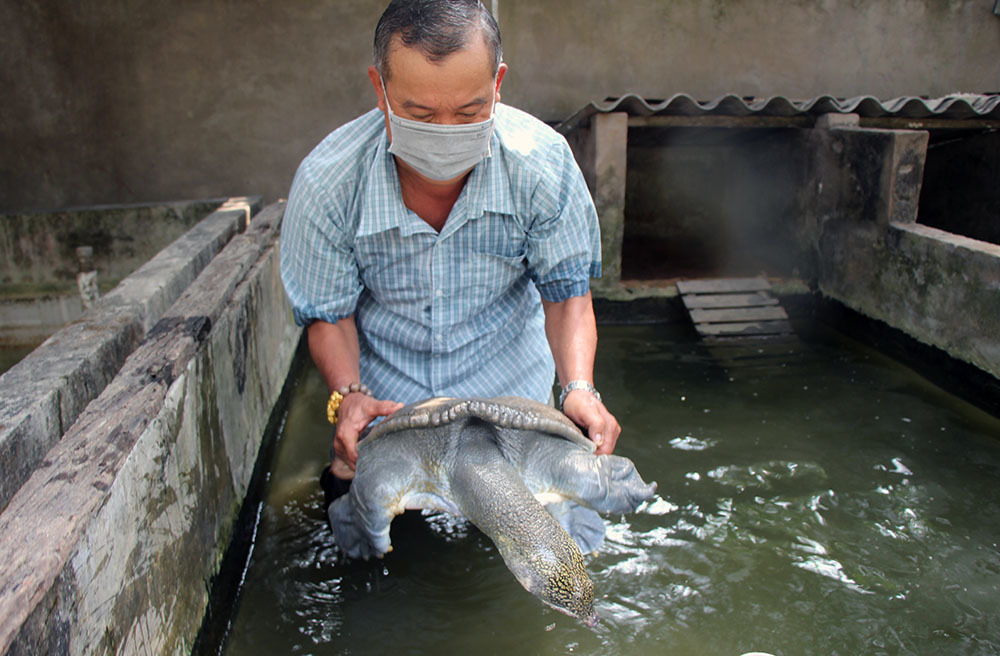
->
[561,389,621,455]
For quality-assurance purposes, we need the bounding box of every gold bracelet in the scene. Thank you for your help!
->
[326,390,344,424]
[326,383,373,424]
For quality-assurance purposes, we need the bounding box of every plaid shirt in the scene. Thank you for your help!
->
[280,104,601,404]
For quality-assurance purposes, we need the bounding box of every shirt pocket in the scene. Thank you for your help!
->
[468,213,528,259]
[354,230,432,310]
[464,249,527,308]
[464,214,528,297]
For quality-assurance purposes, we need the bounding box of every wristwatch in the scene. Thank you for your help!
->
[559,380,601,410]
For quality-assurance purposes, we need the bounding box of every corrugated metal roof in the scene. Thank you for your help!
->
[557,93,1000,133]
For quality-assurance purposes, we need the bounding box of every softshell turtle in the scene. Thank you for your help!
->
[328,395,657,625]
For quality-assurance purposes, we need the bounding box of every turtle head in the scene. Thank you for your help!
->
[538,561,599,627]
[504,537,599,627]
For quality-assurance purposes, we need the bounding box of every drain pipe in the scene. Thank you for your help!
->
[76,245,99,310]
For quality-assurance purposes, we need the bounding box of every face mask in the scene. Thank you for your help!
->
[381,77,496,181]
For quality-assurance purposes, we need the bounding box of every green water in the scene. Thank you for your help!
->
[215,324,1000,656]
[0,345,38,376]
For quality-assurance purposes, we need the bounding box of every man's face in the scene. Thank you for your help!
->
[371,31,506,135]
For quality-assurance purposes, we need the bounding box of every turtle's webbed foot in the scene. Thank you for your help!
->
[591,455,657,514]
[546,501,606,554]
[329,496,385,560]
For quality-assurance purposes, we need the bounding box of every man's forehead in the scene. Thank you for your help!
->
[384,30,494,79]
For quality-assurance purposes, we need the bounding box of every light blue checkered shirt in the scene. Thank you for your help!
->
[280,103,601,405]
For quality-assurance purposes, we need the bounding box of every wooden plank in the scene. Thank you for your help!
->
[676,278,771,294]
[628,115,815,129]
[681,292,779,309]
[696,320,792,337]
[628,115,1000,132]
[705,334,799,349]
[860,117,1000,131]
[690,306,789,323]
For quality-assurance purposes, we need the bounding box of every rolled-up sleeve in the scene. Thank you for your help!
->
[279,164,363,326]
[525,139,602,303]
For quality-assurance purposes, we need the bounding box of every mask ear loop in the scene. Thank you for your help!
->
[379,76,395,117]
[488,74,499,119]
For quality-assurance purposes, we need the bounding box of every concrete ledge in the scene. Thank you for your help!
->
[819,218,1000,381]
[1,197,236,294]
[888,222,1000,377]
[0,202,300,654]
[0,197,261,512]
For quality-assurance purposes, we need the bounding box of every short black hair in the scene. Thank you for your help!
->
[374,0,502,80]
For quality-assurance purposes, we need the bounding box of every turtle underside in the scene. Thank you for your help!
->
[328,396,657,625]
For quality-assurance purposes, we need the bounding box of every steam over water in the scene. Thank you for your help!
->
[212,324,1000,656]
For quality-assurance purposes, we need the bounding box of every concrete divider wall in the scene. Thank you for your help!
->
[0,198,229,294]
[0,201,300,655]
[0,197,261,512]
[0,197,264,346]
[808,121,1000,382]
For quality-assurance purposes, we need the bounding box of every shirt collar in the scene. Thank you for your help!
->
[357,132,426,237]
[356,110,517,239]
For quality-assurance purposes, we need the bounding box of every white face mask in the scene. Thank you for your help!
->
[381,77,496,182]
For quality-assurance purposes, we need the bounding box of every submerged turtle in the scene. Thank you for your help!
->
[328,396,657,625]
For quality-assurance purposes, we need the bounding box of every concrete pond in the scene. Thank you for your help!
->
[0,198,250,349]
[0,104,997,654]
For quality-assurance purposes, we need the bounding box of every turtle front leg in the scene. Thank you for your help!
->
[517,435,657,514]
[329,494,384,560]
[330,442,425,559]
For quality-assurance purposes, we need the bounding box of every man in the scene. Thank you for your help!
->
[280,0,620,494]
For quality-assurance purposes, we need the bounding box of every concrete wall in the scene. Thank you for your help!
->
[0,203,301,654]
[0,197,258,513]
[2,0,998,211]
[1,199,226,295]
[0,198,246,345]
[567,108,1000,386]
[807,121,1000,381]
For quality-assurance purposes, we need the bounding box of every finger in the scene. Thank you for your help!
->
[334,439,357,468]
[374,399,404,417]
[596,410,621,455]
[335,426,360,467]
[586,410,607,449]
[330,456,355,479]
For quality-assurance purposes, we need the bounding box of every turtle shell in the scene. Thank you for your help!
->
[361,396,595,453]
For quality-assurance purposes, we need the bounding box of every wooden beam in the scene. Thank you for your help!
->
[676,278,772,294]
[681,292,780,309]
[690,306,789,324]
[696,320,793,336]
[627,114,999,131]
[859,117,1000,131]
[629,115,815,129]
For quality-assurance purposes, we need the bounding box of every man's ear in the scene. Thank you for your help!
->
[368,66,386,111]
[494,62,508,103]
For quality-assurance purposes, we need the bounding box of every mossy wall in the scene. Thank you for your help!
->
[2,0,997,210]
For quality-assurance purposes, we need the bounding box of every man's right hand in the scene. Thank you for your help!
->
[332,392,403,475]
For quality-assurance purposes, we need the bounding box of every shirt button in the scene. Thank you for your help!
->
[435,289,444,297]
[435,334,444,342]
